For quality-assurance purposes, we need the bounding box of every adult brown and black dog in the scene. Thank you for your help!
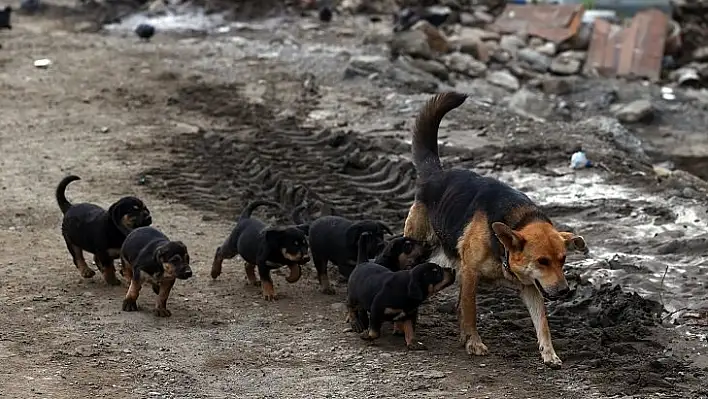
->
[403,92,587,368]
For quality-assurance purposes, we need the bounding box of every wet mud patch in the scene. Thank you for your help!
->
[137,88,706,396]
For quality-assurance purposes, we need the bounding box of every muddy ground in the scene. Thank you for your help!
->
[1,1,708,398]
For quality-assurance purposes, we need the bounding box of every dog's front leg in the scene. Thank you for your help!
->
[459,270,488,356]
[361,296,384,341]
[520,284,562,369]
[257,262,277,301]
[155,278,175,317]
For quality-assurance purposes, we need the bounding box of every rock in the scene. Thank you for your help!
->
[491,48,512,64]
[389,29,434,59]
[693,46,708,62]
[612,99,654,123]
[459,12,476,26]
[529,37,544,48]
[147,0,168,15]
[390,58,441,93]
[408,370,446,379]
[411,20,450,54]
[536,42,557,56]
[450,35,489,62]
[499,35,526,54]
[579,116,650,163]
[344,55,389,78]
[541,76,578,95]
[410,58,449,81]
[550,54,582,75]
[456,27,500,42]
[518,48,551,72]
[507,61,540,80]
[508,88,555,121]
[442,52,487,77]
[486,70,519,91]
[473,9,495,25]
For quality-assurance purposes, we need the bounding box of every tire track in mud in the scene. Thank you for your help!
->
[139,82,703,397]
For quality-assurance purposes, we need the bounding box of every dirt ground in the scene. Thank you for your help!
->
[1,2,708,398]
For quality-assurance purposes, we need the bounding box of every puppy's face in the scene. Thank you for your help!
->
[393,237,428,270]
[492,222,587,300]
[415,262,456,295]
[111,197,152,230]
[156,241,192,280]
[266,228,309,284]
[347,221,391,258]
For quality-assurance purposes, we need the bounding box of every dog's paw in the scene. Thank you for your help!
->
[542,352,562,369]
[122,299,138,312]
[263,292,278,301]
[406,341,428,351]
[350,320,365,333]
[321,286,336,295]
[464,339,489,356]
[79,268,96,278]
[154,308,172,318]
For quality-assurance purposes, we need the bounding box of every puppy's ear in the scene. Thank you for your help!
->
[402,240,414,254]
[491,222,525,252]
[154,244,168,264]
[295,224,310,235]
[108,202,131,235]
[173,240,188,254]
[346,223,365,249]
[264,230,283,247]
[377,222,393,236]
[407,276,424,302]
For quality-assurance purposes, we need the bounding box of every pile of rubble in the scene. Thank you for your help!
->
[382,2,707,94]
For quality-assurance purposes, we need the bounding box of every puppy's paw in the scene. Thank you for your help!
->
[104,275,121,286]
[359,330,378,341]
[210,270,221,280]
[79,268,96,278]
[542,351,562,369]
[464,339,489,356]
[406,341,428,351]
[154,308,172,317]
[122,299,138,312]
[350,320,365,333]
[321,286,336,295]
[246,279,261,287]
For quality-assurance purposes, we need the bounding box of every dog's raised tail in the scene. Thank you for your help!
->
[239,200,282,220]
[56,175,81,214]
[412,92,468,180]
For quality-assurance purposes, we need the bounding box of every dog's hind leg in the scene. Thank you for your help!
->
[403,201,433,242]
[313,254,335,295]
[64,238,95,278]
[211,245,235,280]
[520,285,562,369]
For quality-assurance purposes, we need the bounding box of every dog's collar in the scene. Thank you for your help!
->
[500,246,518,281]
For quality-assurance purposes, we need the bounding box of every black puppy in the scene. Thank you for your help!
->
[56,175,152,285]
[211,200,310,301]
[370,234,430,272]
[120,226,192,317]
[295,213,392,294]
[347,240,455,350]
[0,6,11,30]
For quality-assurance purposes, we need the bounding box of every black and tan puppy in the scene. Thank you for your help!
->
[403,92,588,368]
[211,200,310,301]
[296,213,393,294]
[120,226,192,317]
[371,234,430,272]
[0,6,11,30]
[347,236,455,350]
[56,175,152,285]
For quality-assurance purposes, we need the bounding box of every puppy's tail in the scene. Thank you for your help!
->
[239,200,282,220]
[56,175,81,214]
[412,92,468,182]
[290,202,311,225]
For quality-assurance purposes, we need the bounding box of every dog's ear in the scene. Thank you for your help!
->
[491,222,525,252]
[559,232,588,254]
[295,224,310,235]
[173,240,188,253]
[377,222,393,236]
[108,202,131,235]
[346,223,366,249]
[402,239,414,254]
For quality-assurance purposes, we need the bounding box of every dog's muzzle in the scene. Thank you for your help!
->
[177,266,193,280]
[535,280,570,300]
